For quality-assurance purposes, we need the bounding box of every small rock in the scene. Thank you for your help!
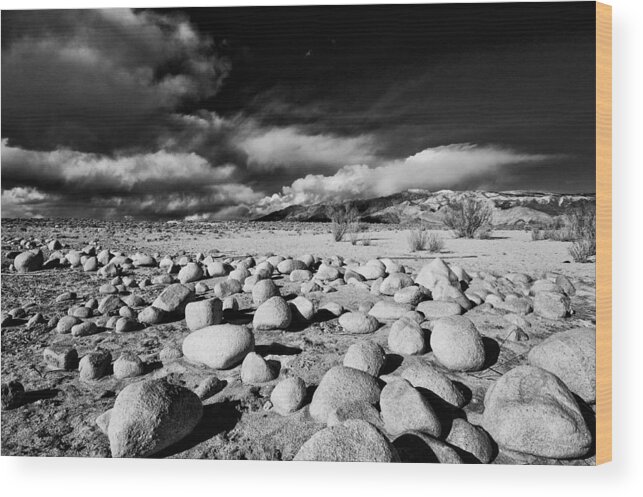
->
[185,298,223,331]
[309,366,381,424]
[1,380,25,410]
[137,306,166,325]
[79,350,112,381]
[251,279,280,306]
[343,341,386,376]
[388,317,426,355]
[178,262,203,284]
[43,344,79,370]
[430,316,485,371]
[270,376,307,414]
[338,312,380,334]
[253,296,292,330]
[71,321,99,337]
[182,324,254,369]
[194,376,225,399]
[113,352,145,379]
[368,301,412,321]
[56,315,81,334]
[446,418,494,463]
[240,352,276,384]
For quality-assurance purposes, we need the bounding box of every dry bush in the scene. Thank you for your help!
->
[326,204,359,242]
[442,197,493,239]
[407,227,429,252]
[569,238,596,263]
[361,233,372,246]
[426,232,444,253]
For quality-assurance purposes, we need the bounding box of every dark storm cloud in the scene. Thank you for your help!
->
[1,8,230,153]
[1,3,596,220]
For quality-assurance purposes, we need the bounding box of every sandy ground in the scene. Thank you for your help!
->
[0,220,596,463]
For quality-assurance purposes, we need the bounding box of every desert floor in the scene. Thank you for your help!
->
[0,221,595,463]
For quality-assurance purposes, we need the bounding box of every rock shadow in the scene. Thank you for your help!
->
[481,337,500,369]
[380,354,404,375]
[416,387,467,436]
[255,342,302,356]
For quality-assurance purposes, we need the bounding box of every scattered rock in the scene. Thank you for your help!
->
[294,420,398,462]
[481,365,592,459]
[388,317,426,355]
[152,284,194,314]
[252,279,280,306]
[446,418,494,463]
[182,324,254,369]
[253,296,292,330]
[309,366,381,424]
[43,345,78,370]
[79,350,112,381]
[14,249,44,273]
[289,296,315,323]
[194,376,225,400]
[115,317,138,333]
[71,321,99,337]
[185,298,223,331]
[56,316,81,334]
[430,316,485,371]
[528,327,596,403]
[138,306,166,325]
[380,378,441,437]
[368,301,412,321]
[1,380,25,410]
[270,376,307,414]
[240,352,276,384]
[400,359,466,408]
[533,291,572,319]
[343,341,386,376]
[338,311,380,335]
[106,379,203,457]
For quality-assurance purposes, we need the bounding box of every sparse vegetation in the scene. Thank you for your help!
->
[442,196,493,239]
[326,204,359,242]
[407,226,443,252]
[529,203,596,262]
[361,233,372,246]
[425,232,445,253]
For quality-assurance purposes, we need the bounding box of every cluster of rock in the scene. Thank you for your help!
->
[3,236,594,464]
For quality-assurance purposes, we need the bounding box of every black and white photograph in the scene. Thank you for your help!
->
[1,2,601,465]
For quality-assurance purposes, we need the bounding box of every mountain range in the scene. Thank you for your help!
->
[255,190,595,227]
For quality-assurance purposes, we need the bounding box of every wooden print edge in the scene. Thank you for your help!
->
[595,0,612,465]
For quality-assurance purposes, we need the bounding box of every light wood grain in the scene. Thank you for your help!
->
[595,1,612,465]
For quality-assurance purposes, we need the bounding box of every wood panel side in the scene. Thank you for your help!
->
[595,0,612,466]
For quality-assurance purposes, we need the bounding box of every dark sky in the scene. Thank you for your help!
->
[1,3,596,220]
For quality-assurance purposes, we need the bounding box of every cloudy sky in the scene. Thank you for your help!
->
[1,3,596,220]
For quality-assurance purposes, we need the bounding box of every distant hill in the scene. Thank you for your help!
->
[254,190,595,227]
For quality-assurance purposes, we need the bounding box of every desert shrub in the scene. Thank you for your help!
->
[348,226,359,246]
[326,204,359,242]
[569,238,596,263]
[426,232,444,253]
[407,227,429,252]
[531,228,544,241]
[442,197,493,239]
[361,233,372,246]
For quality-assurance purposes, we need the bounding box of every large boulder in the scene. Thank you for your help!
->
[415,258,459,291]
[14,249,43,273]
[380,273,415,296]
[309,366,381,424]
[289,296,315,323]
[400,359,466,408]
[533,291,572,319]
[528,327,596,403]
[182,324,254,369]
[253,296,292,330]
[343,341,386,377]
[294,420,398,462]
[270,376,307,414]
[152,284,194,314]
[368,301,412,322]
[213,279,242,299]
[178,263,203,284]
[446,418,494,464]
[481,365,592,459]
[380,378,441,437]
[185,298,223,331]
[338,312,380,335]
[106,379,202,458]
[251,279,280,307]
[430,316,485,371]
[388,317,426,356]
[277,259,307,274]
[416,301,462,319]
